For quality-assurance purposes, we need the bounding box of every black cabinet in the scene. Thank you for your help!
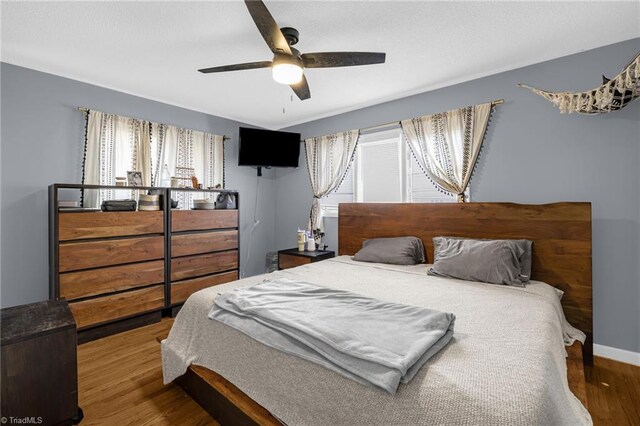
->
[1,300,82,425]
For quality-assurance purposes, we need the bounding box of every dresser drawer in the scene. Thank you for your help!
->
[172,210,238,232]
[278,254,312,270]
[60,260,165,301]
[59,211,163,241]
[171,271,238,305]
[171,230,238,257]
[171,250,238,281]
[69,285,165,329]
[59,236,164,272]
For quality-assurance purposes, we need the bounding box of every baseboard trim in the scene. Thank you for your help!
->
[593,344,640,366]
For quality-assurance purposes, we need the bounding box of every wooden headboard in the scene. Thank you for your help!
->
[338,202,593,363]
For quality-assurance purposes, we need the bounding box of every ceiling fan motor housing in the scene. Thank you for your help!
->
[280,27,299,46]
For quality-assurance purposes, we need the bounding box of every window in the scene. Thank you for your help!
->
[320,128,462,217]
[354,129,405,202]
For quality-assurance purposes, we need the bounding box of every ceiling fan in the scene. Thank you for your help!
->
[198,0,386,101]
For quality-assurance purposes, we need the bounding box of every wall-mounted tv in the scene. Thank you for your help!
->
[238,127,301,168]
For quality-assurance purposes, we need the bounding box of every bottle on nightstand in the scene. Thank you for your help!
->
[297,229,306,251]
[307,236,316,251]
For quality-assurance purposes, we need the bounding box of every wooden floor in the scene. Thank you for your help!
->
[78,318,640,426]
[586,357,640,425]
[77,319,216,426]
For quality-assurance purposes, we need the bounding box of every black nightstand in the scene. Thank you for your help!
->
[278,248,335,270]
[1,299,83,425]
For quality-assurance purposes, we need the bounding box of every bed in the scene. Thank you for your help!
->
[162,202,592,425]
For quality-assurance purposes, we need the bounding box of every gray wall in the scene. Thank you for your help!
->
[2,39,638,353]
[276,38,640,353]
[0,62,277,307]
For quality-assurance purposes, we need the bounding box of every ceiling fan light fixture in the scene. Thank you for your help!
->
[272,63,303,85]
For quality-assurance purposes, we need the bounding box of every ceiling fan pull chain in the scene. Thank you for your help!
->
[282,88,286,114]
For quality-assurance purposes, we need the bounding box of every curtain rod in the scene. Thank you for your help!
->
[77,107,230,141]
[358,99,504,135]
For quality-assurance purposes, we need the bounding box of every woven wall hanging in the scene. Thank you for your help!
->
[518,51,639,114]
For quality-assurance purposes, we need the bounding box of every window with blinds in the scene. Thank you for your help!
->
[319,128,459,217]
[355,130,405,202]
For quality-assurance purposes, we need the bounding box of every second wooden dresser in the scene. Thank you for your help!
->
[169,209,239,311]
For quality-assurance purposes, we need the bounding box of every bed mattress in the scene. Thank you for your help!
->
[162,256,591,425]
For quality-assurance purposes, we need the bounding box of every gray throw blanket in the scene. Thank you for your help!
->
[208,279,455,394]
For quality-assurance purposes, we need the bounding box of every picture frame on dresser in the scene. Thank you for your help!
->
[48,183,240,343]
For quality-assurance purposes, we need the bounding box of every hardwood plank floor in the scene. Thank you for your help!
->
[77,318,217,426]
[78,318,640,425]
[586,357,640,425]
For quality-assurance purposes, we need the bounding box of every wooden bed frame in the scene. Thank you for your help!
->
[175,202,592,425]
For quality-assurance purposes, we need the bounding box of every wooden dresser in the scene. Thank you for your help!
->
[49,184,240,342]
[55,210,166,342]
[169,209,239,313]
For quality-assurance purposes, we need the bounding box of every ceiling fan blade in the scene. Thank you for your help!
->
[301,52,386,68]
[244,0,291,55]
[198,61,272,73]
[290,75,311,100]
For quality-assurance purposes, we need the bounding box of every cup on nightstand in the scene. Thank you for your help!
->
[297,230,306,251]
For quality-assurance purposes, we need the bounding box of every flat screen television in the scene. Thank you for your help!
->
[238,127,301,168]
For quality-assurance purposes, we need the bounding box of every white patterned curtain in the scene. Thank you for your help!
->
[83,111,151,207]
[150,123,224,209]
[400,103,492,202]
[305,129,359,230]
[83,110,224,208]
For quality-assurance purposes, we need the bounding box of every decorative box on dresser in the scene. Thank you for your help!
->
[49,184,240,342]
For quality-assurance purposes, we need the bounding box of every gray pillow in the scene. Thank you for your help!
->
[429,237,531,286]
[433,236,532,282]
[353,237,426,265]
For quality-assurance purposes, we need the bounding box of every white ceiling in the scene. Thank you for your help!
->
[2,1,639,129]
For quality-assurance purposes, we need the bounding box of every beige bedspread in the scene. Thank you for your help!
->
[162,256,592,426]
